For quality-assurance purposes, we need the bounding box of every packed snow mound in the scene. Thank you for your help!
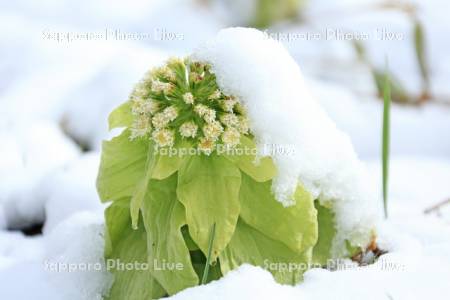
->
[192,27,380,255]
[170,264,301,300]
[39,153,105,233]
[45,212,112,300]
[0,120,80,228]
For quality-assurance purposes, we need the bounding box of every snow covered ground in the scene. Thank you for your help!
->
[0,0,449,299]
[0,157,449,300]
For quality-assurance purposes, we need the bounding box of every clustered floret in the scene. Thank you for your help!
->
[129,58,250,154]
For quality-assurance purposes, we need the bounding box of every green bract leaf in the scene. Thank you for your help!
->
[201,223,216,285]
[130,143,156,229]
[312,201,363,263]
[312,201,336,265]
[220,218,312,284]
[104,198,166,300]
[239,173,318,253]
[151,141,192,180]
[225,135,277,182]
[97,130,148,203]
[104,197,131,258]
[181,225,199,251]
[108,101,133,130]
[151,152,184,180]
[141,173,199,295]
[346,240,362,258]
[177,154,241,261]
[130,141,191,229]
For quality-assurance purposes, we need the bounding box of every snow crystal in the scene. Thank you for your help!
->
[192,27,380,255]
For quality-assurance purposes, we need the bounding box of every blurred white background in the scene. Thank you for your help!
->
[0,0,449,299]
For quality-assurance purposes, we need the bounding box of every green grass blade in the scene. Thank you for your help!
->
[413,19,430,93]
[382,61,391,219]
[201,223,216,284]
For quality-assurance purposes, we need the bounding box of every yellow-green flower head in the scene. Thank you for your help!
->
[179,121,198,138]
[221,97,237,112]
[203,108,216,124]
[189,72,203,83]
[152,112,170,129]
[208,89,221,100]
[132,99,160,115]
[222,127,241,147]
[129,57,252,154]
[130,114,151,139]
[162,67,177,82]
[151,79,173,94]
[238,116,250,134]
[163,106,178,121]
[203,121,223,141]
[220,113,239,128]
[151,65,176,81]
[194,104,209,117]
[152,129,175,148]
[183,92,195,105]
[132,84,148,100]
[198,137,215,155]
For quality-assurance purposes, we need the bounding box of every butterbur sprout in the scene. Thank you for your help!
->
[98,28,378,300]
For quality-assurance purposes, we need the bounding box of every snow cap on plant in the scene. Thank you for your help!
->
[192,27,380,257]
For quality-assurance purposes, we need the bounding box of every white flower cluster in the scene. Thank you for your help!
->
[129,58,251,154]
